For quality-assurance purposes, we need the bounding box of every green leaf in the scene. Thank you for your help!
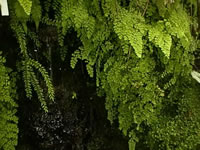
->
[129,139,136,150]
[148,22,172,58]
[31,0,41,30]
[18,0,32,15]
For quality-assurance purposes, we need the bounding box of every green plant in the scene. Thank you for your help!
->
[0,52,18,150]
[0,0,200,149]
[9,0,54,112]
[53,0,199,149]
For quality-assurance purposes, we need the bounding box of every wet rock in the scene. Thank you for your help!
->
[16,50,128,150]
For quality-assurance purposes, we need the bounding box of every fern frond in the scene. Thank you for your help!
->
[114,9,146,57]
[31,0,42,30]
[0,54,18,150]
[70,50,81,69]
[58,0,73,45]
[30,71,48,112]
[43,0,52,14]
[164,77,176,89]
[27,31,40,48]
[22,60,32,99]
[10,22,28,57]
[86,63,94,78]
[153,0,167,17]
[148,21,172,58]
[72,3,89,29]
[28,59,54,101]
[166,8,192,49]
[14,1,29,33]
[41,16,60,26]
[18,0,32,15]
[11,15,54,112]
[60,46,68,61]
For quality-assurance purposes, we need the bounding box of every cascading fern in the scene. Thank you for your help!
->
[148,21,172,58]
[166,8,192,50]
[9,1,55,112]
[18,0,32,16]
[31,0,42,30]
[28,58,54,102]
[22,60,32,98]
[2,0,200,149]
[0,53,18,150]
[113,8,146,57]
[53,0,199,149]
[70,50,81,69]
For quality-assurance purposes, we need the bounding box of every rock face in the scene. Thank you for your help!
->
[29,103,88,150]
[16,62,128,150]
[0,22,128,150]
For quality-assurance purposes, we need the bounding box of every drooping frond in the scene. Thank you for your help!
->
[28,58,55,101]
[114,9,147,57]
[148,21,172,58]
[0,53,18,150]
[18,0,32,15]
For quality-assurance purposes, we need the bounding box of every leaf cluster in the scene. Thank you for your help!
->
[0,53,18,150]
[3,0,200,150]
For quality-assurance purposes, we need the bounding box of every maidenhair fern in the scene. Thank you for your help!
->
[148,21,172,58]
[22,60,32,98]
[31,0,42,30]
[28,58,54,101]
[30,70,47,111]
[53,1,199,149]
[3,0,200,149]
[55,1,198,149]
[70,50,81,69]
[113,8,146,57]
[22,58,54,112]
[0,53,18,150]
[18,0,32,16]
[166,7,192,50]
[9,2,55,112]
[14,1,29,33]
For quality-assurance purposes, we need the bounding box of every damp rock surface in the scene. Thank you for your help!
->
[16,62,128,150]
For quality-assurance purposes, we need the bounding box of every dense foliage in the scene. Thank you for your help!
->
[1,0,200,149]
[0,53,18,150]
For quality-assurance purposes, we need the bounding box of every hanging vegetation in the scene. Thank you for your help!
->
[0,0,200,149]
